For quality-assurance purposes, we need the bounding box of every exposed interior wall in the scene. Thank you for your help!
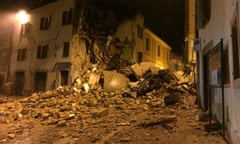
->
[115,19,134,62]
[115,20,133,41]
[71,35,90,81]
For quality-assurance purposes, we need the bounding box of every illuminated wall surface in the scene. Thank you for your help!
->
[198,0,240,143]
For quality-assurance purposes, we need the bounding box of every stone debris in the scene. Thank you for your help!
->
[103,71,129,92]
[131,63,144,78]
[0,62,205,143]
[0,63,196,125]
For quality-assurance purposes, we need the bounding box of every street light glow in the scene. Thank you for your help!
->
[17,10,29,24]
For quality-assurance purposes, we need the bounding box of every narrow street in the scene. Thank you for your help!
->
[1,0,240,143]
[0,85,227,144]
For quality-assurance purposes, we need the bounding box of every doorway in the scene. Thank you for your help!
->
[60,70,69,86]
[15,72,25,95]
[34,72,47,92]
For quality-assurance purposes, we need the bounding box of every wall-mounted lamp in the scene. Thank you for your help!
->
[16,10,29,24]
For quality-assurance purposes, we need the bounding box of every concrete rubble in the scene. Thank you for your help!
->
[0,62,197,125]
[0,62,219,144]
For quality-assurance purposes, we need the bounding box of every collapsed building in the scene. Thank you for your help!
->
[1,0,176,95]
[0,1,201,143]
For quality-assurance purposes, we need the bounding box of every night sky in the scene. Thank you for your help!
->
[143,0,185,55]
[0,0,185,55]
[0,0,25,9]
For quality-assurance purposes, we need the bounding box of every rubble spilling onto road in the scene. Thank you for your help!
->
[0,62,196,125]
[1,62,228,144]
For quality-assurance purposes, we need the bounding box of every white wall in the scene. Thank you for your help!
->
[11,0,74,92]
[30,0,73,65]
[198,0,240,143]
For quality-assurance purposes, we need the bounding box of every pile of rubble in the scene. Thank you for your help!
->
[0,62,196,126]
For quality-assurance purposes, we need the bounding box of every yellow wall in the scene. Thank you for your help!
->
[144,28,171,69]
[186,0,196,63]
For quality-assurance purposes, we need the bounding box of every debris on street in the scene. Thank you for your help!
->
[0,62,226,144]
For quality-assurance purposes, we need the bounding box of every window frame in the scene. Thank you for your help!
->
[17,48,27,61]
[40,16,51,30]
[62,9,72,25]
[37,45,48,59]
[20,23,31,36]
[157,45,161,57]
[137,24,143,39]
[146,37,150,51]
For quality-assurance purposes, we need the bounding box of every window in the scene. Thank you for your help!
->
[17,48,27,61]
[137,52,143,63]
[20,23,31,36]
[202,0,211,26]
[62,9,72,25]
[0,54,7,68]
[61,70,69,85]
[137,24,143,39]
[63,42,70,57]
[197,0,211,28]
[37,45,48,59]
[40,16,51,30]
[231,15,240,79]
[157,45,161,57]
[146,38,150,51]
[137,24,140,37]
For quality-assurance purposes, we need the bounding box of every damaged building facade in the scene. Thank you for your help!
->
[4,0,172,95]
